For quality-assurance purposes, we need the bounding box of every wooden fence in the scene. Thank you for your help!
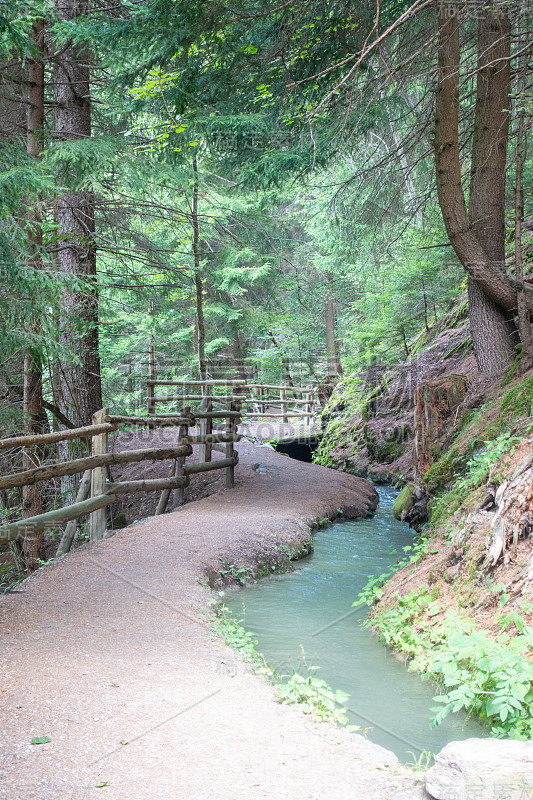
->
[147,379,317,424]
[0,403,240,553]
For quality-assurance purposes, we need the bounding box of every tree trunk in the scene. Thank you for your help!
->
[22,20,46,569]
[53,0,102,426]
[433,1,518,372]
[514,24,533,365]
[467,278,515,374]
[268,331,293,386]
[326,281,342,377]
[232,331,248,380]
[191,155,207,380]
[467,6,516,373]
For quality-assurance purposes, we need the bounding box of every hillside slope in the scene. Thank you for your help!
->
[316,309,533,737]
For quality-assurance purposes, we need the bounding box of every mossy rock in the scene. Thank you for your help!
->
[393,483,416,521]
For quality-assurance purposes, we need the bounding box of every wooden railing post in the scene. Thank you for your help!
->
[198,384,211,463]
[204,395,213,463]
[305,385,312,422]
[156,407,191,514]
[225,403,235,489]
[280,387,288,423]
[56,469,92,556]
[147,343,156,417]
[174,406,191,509]
[90,408,109,541]
[147,381,155,417]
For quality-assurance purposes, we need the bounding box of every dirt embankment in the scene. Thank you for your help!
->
[316,301,477,484]
[376,373,533,638]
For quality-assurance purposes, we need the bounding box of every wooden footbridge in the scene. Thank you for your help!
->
[0,378,318,556]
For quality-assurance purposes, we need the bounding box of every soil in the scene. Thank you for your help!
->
[0,432,426,800]
[376,435,533,637]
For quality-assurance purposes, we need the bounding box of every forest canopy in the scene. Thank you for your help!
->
[0,0,532,500]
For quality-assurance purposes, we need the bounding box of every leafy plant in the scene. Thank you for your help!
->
[275,674,353,727]
[219,563,254,585]
[368,589,533,738]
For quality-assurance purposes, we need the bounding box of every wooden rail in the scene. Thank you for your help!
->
[146,379,317,423]
[0,403,241,550]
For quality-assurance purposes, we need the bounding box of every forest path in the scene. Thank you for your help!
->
[0,437,425,800]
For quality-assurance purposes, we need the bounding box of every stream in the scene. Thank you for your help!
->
[226,485,486,761]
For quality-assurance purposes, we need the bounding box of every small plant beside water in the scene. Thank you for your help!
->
[207,600,355,728]
[406,750,434,781]
[0,561,24,594]
[275,674,352,727]
[219,562,254,585]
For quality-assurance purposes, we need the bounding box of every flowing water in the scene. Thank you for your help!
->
[226,485,485,761]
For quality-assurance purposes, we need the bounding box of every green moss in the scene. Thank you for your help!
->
[392,483,416,521]
[423,446,462,493]
[499,374,533,423]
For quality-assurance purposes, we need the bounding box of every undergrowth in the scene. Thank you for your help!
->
[357,584,533,739]
[428,430,524,528]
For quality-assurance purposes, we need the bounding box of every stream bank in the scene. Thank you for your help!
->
[313,302,533,739]
[1,437,426,800]
[226,485,485,761]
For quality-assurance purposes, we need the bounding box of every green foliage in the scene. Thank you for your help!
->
[219,563,254,585]
[370,591,533,738]
[499,375,533,423]
[275,674,352,727]
[429,430,523,527]
[30,736,51,745]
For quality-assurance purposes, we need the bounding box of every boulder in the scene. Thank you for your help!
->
[425,738,533,800]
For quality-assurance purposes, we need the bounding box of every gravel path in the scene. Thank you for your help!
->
[0,437,426,800]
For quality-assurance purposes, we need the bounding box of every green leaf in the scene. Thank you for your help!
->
[30,736,51,745]
[95,781,109,788]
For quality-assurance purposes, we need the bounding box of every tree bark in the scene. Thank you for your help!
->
[467,6,516,373]
[53,0,102,427]
[192,154,207,380]
[22,20,46,569]
[433,1,518,372]
[232,331,248,380]
[514,22,533,365]
[326,279,342,377]
[268,330,294,386]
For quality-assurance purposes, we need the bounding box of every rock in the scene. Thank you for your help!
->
[364,421,413,465]
[251,463,280,474]
[425,738,533,800]
[393,482,416,521]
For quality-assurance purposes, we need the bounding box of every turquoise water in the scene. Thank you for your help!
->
[226,486,485,760]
